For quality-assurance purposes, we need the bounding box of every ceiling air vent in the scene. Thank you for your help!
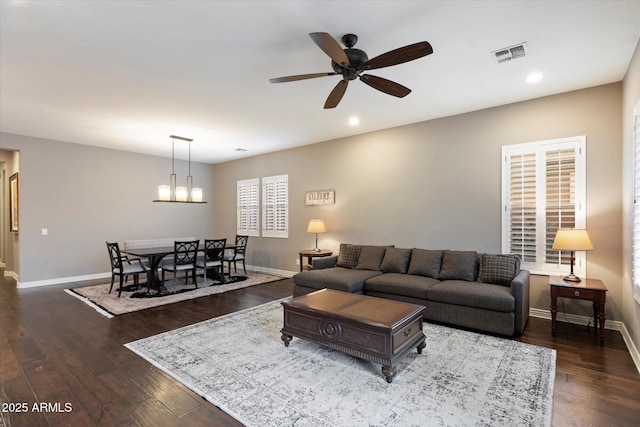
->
[492,42,528,63]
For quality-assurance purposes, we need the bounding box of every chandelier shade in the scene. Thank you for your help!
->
[154,135,207,203]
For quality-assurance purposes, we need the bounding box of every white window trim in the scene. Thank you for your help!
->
[237,178,259,237]
[262,174,288,239]
[501,136,587,276]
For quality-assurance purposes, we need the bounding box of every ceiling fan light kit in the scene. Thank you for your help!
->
[269,32,433,109]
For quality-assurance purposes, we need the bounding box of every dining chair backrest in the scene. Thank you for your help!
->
[174,240,199,266]
[234,235,249,255]
[106,241,124,270]
[204,238,226,263]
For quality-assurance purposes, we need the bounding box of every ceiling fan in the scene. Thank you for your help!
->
[269,32,433,109]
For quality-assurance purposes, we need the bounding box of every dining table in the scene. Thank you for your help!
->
[121,243,240,295]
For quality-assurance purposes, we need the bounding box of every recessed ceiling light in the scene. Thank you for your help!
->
[348,116,360,126]
[526,72,543,83]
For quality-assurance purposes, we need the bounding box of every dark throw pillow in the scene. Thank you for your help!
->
[336,244,361,269]
[478,254,521,286]
[438,250,478,281]
[355,245,392,271]
[380,248,412,273]
[407,249,444,279]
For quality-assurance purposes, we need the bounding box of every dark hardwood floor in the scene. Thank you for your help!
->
[1,277,639,426]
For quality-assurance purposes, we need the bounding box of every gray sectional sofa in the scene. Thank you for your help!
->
[292,244,530,336]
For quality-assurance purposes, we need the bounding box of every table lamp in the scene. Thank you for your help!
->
[551,228,594,282]
[307,219,326,252]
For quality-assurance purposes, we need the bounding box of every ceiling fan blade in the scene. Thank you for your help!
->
[359,41,433,71]
[269,72,337,83]
[309,32,350,67]
[324,79,349,109]
[359,74,411,98]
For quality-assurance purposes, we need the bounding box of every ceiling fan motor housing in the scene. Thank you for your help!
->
[332,48,369,79]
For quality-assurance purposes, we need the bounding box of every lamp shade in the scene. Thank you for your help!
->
[175,186,188,202]
[191,187,203,203]
[307,219,326,234]
[552,229,594,251]
[158,185,171,201]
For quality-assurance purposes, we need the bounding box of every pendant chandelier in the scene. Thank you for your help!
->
[154,135,207,203]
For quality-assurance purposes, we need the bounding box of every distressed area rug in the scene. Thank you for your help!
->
[65,272,285,317]
[125,300,556,427]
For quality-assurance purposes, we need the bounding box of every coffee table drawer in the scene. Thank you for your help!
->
[393,317,423,354]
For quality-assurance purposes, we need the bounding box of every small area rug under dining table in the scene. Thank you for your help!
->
[126,299,556,427]
[65,271,284,317]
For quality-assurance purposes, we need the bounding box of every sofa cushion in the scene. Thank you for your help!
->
[380,248,412,273]
[292,267,382,293]
[407,249,443,279]
[427,280,515,312]
[478,254,520,286]
[355,245,392,271]
[438,250,477,281]
[364,273,439,300]
[336,244,361,269]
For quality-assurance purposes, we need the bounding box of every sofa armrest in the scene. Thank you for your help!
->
[510,269,530,336]
[313,256,338,270]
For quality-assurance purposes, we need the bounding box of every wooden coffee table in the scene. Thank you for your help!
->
[280,289,426,383]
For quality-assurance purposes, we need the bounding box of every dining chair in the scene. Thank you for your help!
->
[196,238,226,286]
[106,241,149,297]
[224,235,249,277]
[161,240,199,292]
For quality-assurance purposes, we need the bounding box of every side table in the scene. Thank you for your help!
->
[298,249,333,272]
[549,276,608,345]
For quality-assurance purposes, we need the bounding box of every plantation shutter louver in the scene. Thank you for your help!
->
[545,148,576,266]
[508,152,537,262]
[502,136,586,275]
[237,178,259,236]
[262,174,288,238]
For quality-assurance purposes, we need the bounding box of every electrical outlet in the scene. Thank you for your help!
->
[42,228,48,236]
[295,258,300,265]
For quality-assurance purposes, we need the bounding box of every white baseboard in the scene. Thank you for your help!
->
[246,264,297,278]
[12,265,296,289]
[4,270,19,283]
[16,272,111,288]
[530,308,640,375]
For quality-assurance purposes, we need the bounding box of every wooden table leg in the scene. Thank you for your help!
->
[597,301,606,345]
[550,292,558,336]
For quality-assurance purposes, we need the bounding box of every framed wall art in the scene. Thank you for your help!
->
[9,172,18,232]
[305,189,335,206]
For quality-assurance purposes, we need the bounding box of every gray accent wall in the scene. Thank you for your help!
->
[214,83,623,323]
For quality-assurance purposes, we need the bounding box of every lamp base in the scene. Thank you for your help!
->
[562,273,582,282]
[312,247,321,252]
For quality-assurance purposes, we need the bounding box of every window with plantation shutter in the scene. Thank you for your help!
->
[237,178,259,237]
[633,114,640,304]
[502,136,586,276]
[262,174,288,238]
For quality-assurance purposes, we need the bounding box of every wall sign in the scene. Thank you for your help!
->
[305,190,335,206]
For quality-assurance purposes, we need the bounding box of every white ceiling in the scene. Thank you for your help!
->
[1,1,640,164]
